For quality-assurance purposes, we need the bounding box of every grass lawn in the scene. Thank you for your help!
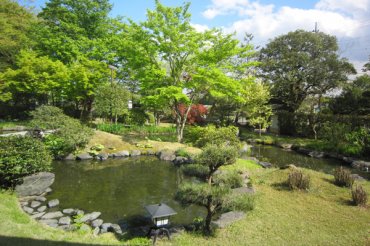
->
[1,161,368,245]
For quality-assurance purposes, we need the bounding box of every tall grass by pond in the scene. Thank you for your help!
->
[96,123,176,136]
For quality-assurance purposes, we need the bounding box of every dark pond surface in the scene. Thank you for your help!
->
[250,144,370,179]
[47,156,205,228]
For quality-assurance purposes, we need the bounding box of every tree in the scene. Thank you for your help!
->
[128,1,256,142]
[0,50,69,108]
[244,82,272,136]
[0,0,37,71]
[259,30,355,113]
[176,145,243,233]
[94,82,130,123]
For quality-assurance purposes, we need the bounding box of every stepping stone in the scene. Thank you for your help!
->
[37,206,47,213]
[39,219,58,227]
[91,219,103,228]
[47,199,59,208]
[59,216,71,225]
[30,201,41,208]
[22,206,34,214]
[212,211,245,229]
[35,196,47,202]
[41,211,64,219]
[62,208,75,215]
[31,212,46,219]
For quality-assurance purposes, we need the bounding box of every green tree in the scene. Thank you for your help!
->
[0,50,69,107]
[94,82,130,123]
[176,145,251,233]
[127,1,256,141]
[259,30,355,113]
[0,0,37,71]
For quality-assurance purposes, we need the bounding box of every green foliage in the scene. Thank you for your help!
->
[214,171,243,188]
[287,169,310,190]
[181,164,209,180]
[0,0,36,71]
[0,136,52,187]
[197,145,239,173]
[351,185,368,206]
[260,30,355,112]
[30,106,93,158]
[72,214,84,229]
[90,144,104,151]
[124,237,151,246]
[97,123,176,136]
[333,167,354,188]
[175,148,190,158]
[185,125,240,147]
[94,82,130,122]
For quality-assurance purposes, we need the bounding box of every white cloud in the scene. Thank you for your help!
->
[191,23,209,32]
[202,0,370,72]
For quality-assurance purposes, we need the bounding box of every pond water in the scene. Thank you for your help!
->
[249,144,369,179]
[47,157,205,228]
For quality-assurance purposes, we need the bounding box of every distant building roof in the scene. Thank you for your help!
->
[144,203,177,219]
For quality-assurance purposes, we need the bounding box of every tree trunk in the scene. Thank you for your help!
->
[204,198,213,234]
[175,104,192,142]
[259,123,262,137]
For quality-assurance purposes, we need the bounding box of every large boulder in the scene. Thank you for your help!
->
[15,172,55,197]
[112,151,130,158]
[48,199,59,208]
[211,211,245,229]
[97,153,109,161]
[76,153,93,160]
[173,156,189,166]
[131,150,141,156]
[158,150,176,161]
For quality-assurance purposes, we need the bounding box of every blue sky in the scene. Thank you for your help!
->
[25,0,370,72]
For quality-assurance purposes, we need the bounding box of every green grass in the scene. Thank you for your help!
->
[0,121,29,130]
[96,123,176,136]
[222,159,262,172]
[1,164,369,246]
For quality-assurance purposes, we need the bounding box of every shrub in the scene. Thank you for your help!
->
[287,169,310,190]
[224,193,255,212]
[333,167,354,187]
[185,125,240,147]
[30,106,93,158]
[351,185,368,206]
[181,164,209,179]
[214,171,243,188]
[0,136,52,187]
[175,148,190,158]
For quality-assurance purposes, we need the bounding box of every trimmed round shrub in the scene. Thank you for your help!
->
[334,166,354,187]
[0,136,52,187]
[352,185,368,206]
[287,169,310,190]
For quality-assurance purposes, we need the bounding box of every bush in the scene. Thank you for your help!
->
[287,169,310,190]
[175,148,190,158]
[224,193,255,212]
[185,125,240,147]
[333,167,354,187]
[351,185,368,206]
[30,106,93,158]
[0,136,52,187]
[181,164,209,180]
[214,171,243,188]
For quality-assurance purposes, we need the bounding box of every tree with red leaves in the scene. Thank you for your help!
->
[178,104,208,125]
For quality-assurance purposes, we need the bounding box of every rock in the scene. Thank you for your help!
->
[258,161,273,168]
[280,164,298,170]
[15,172,55,197]
[35,196,47,202]
[308,151,325,158]
[80,224,92,232]
[41,211,64,219]
[30,201,41,208]
[241,156,259,162]
[110,224,123,234]
[296,148,311,155]
[20,201,28,207]
[343,157,355,164]
[279,143,293,149]
[158,150,176,161]
[146,150,155,155]
[59,216,71,225]
[45,188,52,193]
[112,151,130,158]
[62,208,75,215]
[76,209,85,216]
[31,212,46,219]
[22,206,34,214]
[39,219,59,227]
[212,211,245,229]
[93,226,100,236]
[78,212,101,223]
[131,150,141,156]
[97,153,109,161]
[351,160,370,171]
[351,174,366,181]
[64,153,76,161]
[91,219,103,228]
[76,153,93,160]
[232,187,255,194]
[173,156,189,165]
[100,223,112,233]
[37,206,47,213]
[48,199,59,208]
[58,225,75,231]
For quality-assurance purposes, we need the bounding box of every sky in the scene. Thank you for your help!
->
[26,0,370,74]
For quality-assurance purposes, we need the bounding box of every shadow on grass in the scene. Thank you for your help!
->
[271,181,291,191]
[322,177,335,185]
[337,197,355,206]
[0,236,116,246]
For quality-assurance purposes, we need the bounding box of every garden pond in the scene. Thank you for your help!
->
[47,156,205,228]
